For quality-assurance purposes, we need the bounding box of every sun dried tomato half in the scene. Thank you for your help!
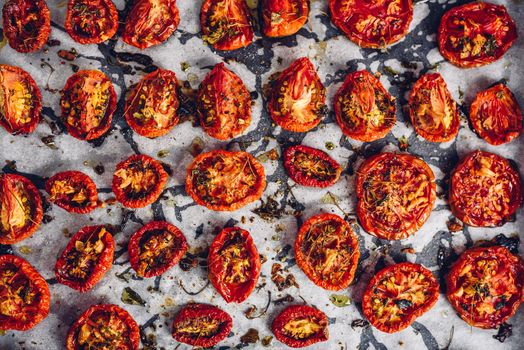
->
[0,255,50,331]
[272,305,328,348]
[269,57,326,132]
[60,70,117,141]
[124,69,180,138]
[172,303,232,347]
[284,145,342,188]
[356,153,436,240]
[45,171,98,214]
[122,0,180,49]
[0,64,42,135]
[261,0,309,38]
[65,0,118,44]
[334,70,396,142]
[197,63,251,140]
[112,154,168,208]
[55,225,114,292]
[449,150,522,227]
[469,84,522,146]
[2,0,50,53]
[362,262,439,333]
[208,227,260,303]
[128,221,188,278]
[186,150,266,211]
[329,0,413,48]
[66,304,140,350]
[200,0,254,51]
[438,2,517,68]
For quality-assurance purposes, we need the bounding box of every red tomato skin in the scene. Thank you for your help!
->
[45,171,98,214]
[261,0,309,37]
[65,0,119,44]
[272,305,329,348]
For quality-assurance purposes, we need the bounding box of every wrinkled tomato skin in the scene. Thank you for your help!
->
[0,64,42,135]
[329,0,413,48]
[208,227,261,303]
[66,304,140,350]
[124,69,180,138]
[197,63,252,140]
[362,262,439,333]
[122,0,180,49]
[272,305,329,348]
[469,84,522,145]
[2,0,50,53]
[446,246,524,329]
[438,2,517,68]
[284,145,342,188]
[0,255,50,331]
[45,171,98,214]
[65,0,118,44]
[172,303,233,347]
[449,150,522,227]
[128,221,188,278]
[261,0,309,38]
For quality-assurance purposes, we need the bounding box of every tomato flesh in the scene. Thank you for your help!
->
[46,171,98,214]
[261,0,309,37]
[284,145,341,188]
[272,305,329,348]
[65,0,118,44]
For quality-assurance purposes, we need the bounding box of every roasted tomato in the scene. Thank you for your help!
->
[469,84,522,145]
[172,303,232,347]
[334,70,396,142]
[122,0,180,49]
[438,2,517,68]
[186,150,266,211]
[200,0,254,51]
[112,154,168,209]
[449,150,522,227]
[65,0,118,44]
[0,64,42,135]
[362,262,439,333]
[60,70,117,141]
[2,0,50,53]
[208,227,260,303]
[272,305,328,348]
[283,145,342,188]
[55,225,114,292]
[197,63,251,140]
[66,304,140,350]
[356,153,436,240]
[329,0,413,48]
[261,0,309,38]
[128,221,188,278]
[45,171,98,214]
[0,255,50,331]
[268,57,326,132]
[0,173,42,245]
[295,213,359,290]
[124,69,179,138]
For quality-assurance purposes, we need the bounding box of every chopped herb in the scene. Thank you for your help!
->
[252,197,285,220]
[18,246,32,255]
[41,135,58,150]
[325,141,335,150]
[351,319,370,329]
[180,62,190,72]
[157,149,170,158]
[493,323,512,343]
[261,335,273,347]
[115,267,134,283]
[383,66,400,76]
[329,294,351,307]
[121,287,146,306]
[240,328,259,344]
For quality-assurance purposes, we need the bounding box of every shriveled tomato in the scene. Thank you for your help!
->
[0,255,50,331]
[122,0,180,49]
[55,225,114,292]
[334,70,396,142]
[261,0,309,38]
[66,304,140,350]
[186,150,266,211]
[45,171,98,214]
[112,154,168,208]
[329,0,413,48]
[65,0,118,44]
[197,63,251,140]
[469,84,522,145]
[362,262,439,333]
[356,153,436,240]
[60,70,117,141]
[284,145,341,188]
[172,303,232,347]
[128,221,188,278]
[449,150,521,227]
[0,64,42,135]
[268,57,326,132]
[438,2,517,68]
[124,69,180,138]
[295,213,359,291]
[0,173,42,245]
[272,305,328,348]
[2,0,50,53]
[208,227,260,303]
